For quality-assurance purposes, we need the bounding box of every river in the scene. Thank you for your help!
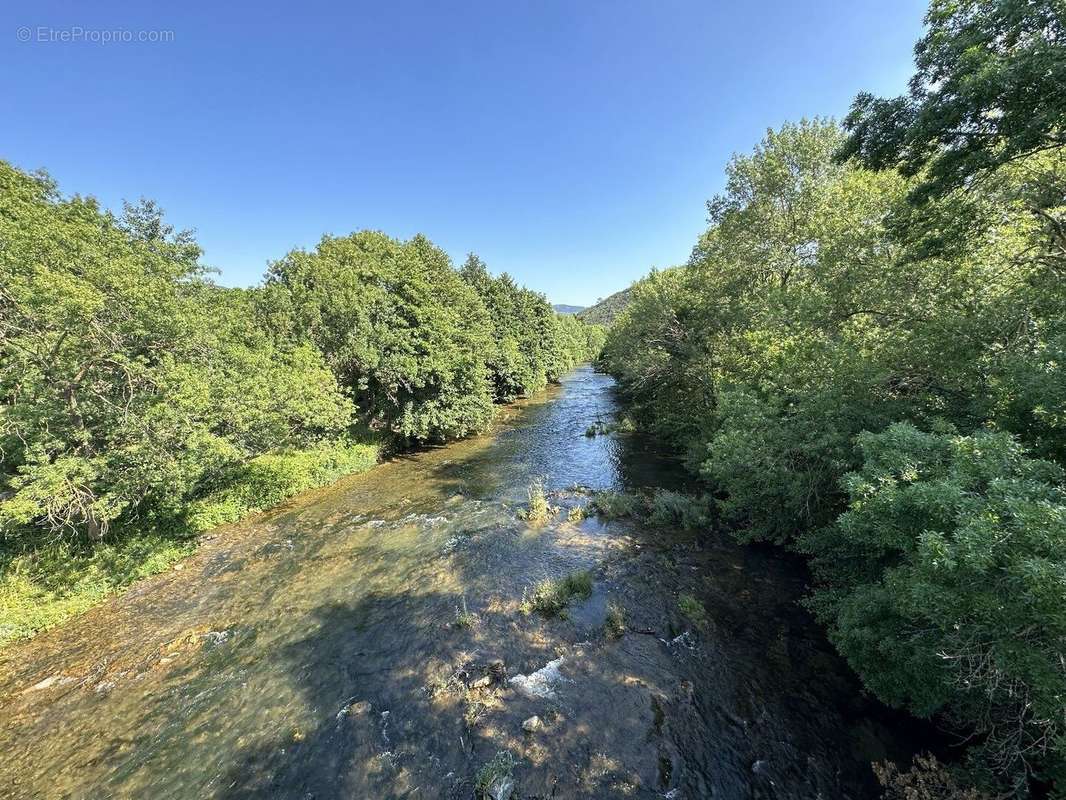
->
[0,366,923,799]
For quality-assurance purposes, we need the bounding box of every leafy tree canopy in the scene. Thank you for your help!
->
[839,0,1066,202]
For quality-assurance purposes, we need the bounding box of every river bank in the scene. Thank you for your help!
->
[0,366,927,798]
[0,440,381,649]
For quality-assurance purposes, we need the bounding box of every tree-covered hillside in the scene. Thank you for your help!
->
[576,287,632,326]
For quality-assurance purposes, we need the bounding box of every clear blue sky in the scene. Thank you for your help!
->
[2,0,926,306]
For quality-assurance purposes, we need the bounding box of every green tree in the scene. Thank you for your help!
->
[0,161,354,541]
[266,232,496,442]
[838,0,1066,202]
[459,253,602,402]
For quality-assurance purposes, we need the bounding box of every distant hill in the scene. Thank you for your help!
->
[552,304,585,314]
[577,287,631,326]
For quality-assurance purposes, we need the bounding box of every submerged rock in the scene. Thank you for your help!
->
[508,656,568,699]
[24,674,75,693]
[337,699,372,720]
[521,715,541,733]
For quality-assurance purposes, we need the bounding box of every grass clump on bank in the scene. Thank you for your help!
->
[182,441,379,533]
[521,570,593,617]
[0,533,196,647]
[646,489,711,530]
[0,440,379,648]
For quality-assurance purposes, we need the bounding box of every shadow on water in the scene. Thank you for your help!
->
[0,366,932,799]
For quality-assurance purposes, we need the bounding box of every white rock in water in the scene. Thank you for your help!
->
[24,674,74,693]
[489,776,515,800]
[521,715,541,733]
[508,657,567,699]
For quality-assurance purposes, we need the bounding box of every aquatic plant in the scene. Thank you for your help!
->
[475,750,518,799]
[521,570,593,616]
[589,491,641,519]
[517,478,553,523]
[646,489,710,530]
[678,593,708,628]
[566,505,586,523]
[604,601,626,639]
[584,421,609,437]
[454,596,478,629]
[584,416,635,438]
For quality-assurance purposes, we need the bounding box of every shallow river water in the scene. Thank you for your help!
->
[0,366,923,799]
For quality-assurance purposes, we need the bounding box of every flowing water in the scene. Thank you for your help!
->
[0,366,923,799]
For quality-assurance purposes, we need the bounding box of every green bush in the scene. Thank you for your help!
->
[802,424,1066,788]
[184,441,379,533]
[589,491,641,519]
[646,489,711,530]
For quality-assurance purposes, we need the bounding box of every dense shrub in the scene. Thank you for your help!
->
[803,424,1066,789]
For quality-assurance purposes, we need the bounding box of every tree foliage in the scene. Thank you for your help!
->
[605,57,1066,791]
[803,424,1066,788]
[0,163,353,540]
[458,253,595,402]
[839,0,1066,202]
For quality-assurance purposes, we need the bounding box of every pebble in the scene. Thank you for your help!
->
[521,715,541,733]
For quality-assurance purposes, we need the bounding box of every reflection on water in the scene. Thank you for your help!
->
[0,366,920,799]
